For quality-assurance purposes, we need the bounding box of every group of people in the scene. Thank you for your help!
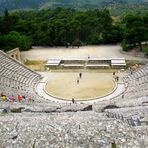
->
[0,92,32,104]
[77,72,82,84]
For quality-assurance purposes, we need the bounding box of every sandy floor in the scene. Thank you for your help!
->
[45,72,115,100]
[21,45,146,61]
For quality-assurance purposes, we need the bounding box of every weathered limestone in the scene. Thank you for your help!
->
[0,50,148,147]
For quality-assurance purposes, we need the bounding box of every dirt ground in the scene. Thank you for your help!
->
[45,72,115,101]
[21,45,146,61]
[22,45,147,71]
[24,60,46,71]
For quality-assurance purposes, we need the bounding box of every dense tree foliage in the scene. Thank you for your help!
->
[2,31,31,52]
[121,14,148,51]
[0,8,124,50]
[0,8,147,52]
[0,9,31,51]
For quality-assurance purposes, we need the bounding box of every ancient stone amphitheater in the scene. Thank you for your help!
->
[0,50,148,148]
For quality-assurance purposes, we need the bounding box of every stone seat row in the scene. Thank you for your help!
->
[105,106,148,120]
[122,65,148,100]
[124,66,148,82]
[0,50,42,101]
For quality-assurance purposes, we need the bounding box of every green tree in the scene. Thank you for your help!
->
[68,19,81,44]
[0,8,127,48]
[102,25,123,43]
[0,33,4,49]
[1,8,12,34]
[3,31,31,51]
[143,14,148,43]
[122,14,146,51]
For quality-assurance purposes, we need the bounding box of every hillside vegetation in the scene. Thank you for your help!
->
[0,0,148,16]
[0,8,147,54]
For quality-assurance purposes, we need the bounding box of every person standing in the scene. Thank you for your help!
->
[77,79,79,84]
[79,73,82,78]
[116,76,119,82]
[18,95,22,103]
[72,98,75,104]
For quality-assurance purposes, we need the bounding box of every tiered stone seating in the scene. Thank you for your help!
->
[0,111,145,148]
[95,65,148,133]
[0,50,42,99]
[0,49,148,147]
[105,106,148,120]
[123,65,148,100]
